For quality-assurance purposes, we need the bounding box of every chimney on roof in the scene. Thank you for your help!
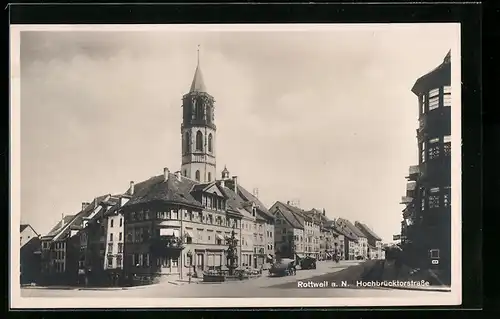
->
[232,176,238,194]
[175,171,182,181]
[94,198,98,209]
[220,179,225,188]
[60,213,65,228]
[164,167,170,182]
[253,188,259,198]
[323,208,326,216]
[287,201,290,205]
[129,181,135,195]
[82,202,90,211]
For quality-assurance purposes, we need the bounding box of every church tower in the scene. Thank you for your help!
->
[180,47,217,183]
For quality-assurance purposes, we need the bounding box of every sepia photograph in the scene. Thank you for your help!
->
[10,23,461,308]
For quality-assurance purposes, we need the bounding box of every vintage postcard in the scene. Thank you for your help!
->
[10,23,461,308]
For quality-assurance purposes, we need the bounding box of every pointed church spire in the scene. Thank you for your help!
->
[190,44,207,93]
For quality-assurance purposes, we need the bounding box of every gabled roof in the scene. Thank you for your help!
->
[20,224,39,236]
[271,201,305,229]
[304,208,332,225]
[355,222,382,241]
[45,194,110,240]
[334,218,361,241]
[123,174,202,209]
[102,197,122,218]
[45,215,76,238]
[343,219,365,238]
[228,180,273,220]
[218,185,244,217]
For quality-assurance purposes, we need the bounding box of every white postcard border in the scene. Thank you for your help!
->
[10,23,462,309]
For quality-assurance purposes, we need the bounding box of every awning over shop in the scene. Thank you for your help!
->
[216,233,224,240]
[184,231,193,238]
[326,253,332,258]
[295,254,305,259]
[160,228,179,237]
[266,254,273,261]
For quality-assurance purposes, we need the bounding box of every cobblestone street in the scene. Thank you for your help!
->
[20,261,451,299]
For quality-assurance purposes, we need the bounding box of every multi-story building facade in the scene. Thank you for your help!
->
[39,196,109,285]
[36,51,278,286]
[20,224,41,284]
[76,194,129,286]
[334,218,363,260]
[270,202,336,260]
[270,201,305,259]
[402,51,451,284]
[355,222,383,259]
[238,200,257,268]
[120,57,271,283]
[20,224,39,248]
[304,208,340,260]
[234,182,275,269]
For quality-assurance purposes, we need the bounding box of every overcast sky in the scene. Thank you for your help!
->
[19,25,458,241]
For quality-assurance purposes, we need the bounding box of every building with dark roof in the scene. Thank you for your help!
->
[39,195,110,285]
[36,49,278,285]
[20,224,39,248]
[75,194,130,286]
[269,201,305,259]
[269,201,341,260]
[118,54,275,283]
[20,224,41,285]
[334,218,370,260]
[400,51,451,284]
[355,222,384,259]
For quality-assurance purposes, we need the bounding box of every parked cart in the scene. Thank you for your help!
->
[300,256,317,270]
[269,258,296,277]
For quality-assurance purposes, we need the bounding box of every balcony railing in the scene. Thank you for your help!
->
[400,196,413,204]
[150,236,185,254]
[409,165,419,175]
[406,165,420,180]
[406,181,417,191]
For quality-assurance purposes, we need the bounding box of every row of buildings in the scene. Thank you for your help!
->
[399,50,452,285]
[20,52,385,286]
[22,174,385,287]
[270,202,384,262]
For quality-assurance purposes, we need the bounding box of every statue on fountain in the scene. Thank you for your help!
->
[226,224,239,276]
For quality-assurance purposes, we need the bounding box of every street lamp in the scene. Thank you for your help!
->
[186,250,193,283]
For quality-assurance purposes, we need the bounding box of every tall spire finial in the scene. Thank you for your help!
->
[189,44,206,93]
[197,44,200,66]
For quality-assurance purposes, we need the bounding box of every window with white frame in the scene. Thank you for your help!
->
[429,96,439,110]
[421,142,426,163]
[443,186,451,207]
[430,249,440,258]
[443,135,451,156]
[429,88,439,98]
[420,188,426,211]
[428,138,440,159]
[443,94,451,107]
[428,194,440,208]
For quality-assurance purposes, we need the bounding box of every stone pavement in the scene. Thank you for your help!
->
[165,260,352,287]
[271,260,451,292]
